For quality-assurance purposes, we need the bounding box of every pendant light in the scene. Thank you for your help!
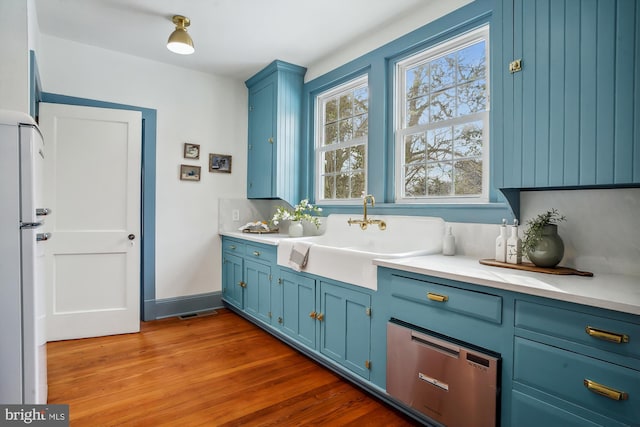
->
[167,15,194,55]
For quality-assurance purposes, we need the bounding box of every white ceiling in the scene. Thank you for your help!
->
[34,0,451,81]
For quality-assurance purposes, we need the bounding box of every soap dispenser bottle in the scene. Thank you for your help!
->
[495,218,507,262]
[506,219,522,264]
[443,226,456,256]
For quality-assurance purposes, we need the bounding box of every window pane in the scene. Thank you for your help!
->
[325,99,338,123]
[336,148,349,173]
[427,127,453,162]
[406,95,430,127]
[354,87,368,115]
[324,123,338,146]
[353,113,368,138]
[405,165,426,197]
[427,162,453,196]
[457,41,485,83]
[457,79,486,117]
[339,94,353,119]
[454,121,483,158]
[454,159,482,195]
[339,118,353,142]
[323,175,334,199]
[404,133,425,165]
[351,172,365,198]
[336,173,350,198]
[406,64,429,99]
[429,54,456,92]
[430,89,455,122]
[323,151,336,173]
[350,145,366,170]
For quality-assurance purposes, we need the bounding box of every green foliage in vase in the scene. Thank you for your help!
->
[522,208,566,255]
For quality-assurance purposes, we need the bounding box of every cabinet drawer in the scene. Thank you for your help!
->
[390,275,502,324]
[514,337,640,424]
[511,390,619,427]
[515,300,640,360]
[222,239,245,254]
[245,243,276,264]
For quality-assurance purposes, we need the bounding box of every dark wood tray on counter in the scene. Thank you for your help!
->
[242,228,279,235]
[479,259,594,277]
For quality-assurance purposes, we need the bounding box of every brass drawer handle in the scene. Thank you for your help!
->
[427,292,449,302]
[253,251,260,256]
[584,379,628,401]
[585,326,629,344]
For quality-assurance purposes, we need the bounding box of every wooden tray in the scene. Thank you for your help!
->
[242,228,279,235]
[479,259,593,277]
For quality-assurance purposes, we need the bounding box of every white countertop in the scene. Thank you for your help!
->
[374,255,640,316]
[220,232,640,316]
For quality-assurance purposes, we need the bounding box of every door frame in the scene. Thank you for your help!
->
[40,92,157,321]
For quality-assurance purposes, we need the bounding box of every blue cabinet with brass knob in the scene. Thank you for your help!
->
[245,60,306,204]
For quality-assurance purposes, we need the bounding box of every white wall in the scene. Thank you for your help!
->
[0,0,29,112]
[38,35,248,300]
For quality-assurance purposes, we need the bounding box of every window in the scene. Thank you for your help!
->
[315,76,368,202]
[395,26,489,202]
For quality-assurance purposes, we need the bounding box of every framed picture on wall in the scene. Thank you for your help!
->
[209,153,232,173]
[183,143,200,159]
[180,164,201,181]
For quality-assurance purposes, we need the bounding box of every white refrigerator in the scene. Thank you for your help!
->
[0,110,49,404]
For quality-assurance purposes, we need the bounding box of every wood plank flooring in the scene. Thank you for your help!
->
[47,308,419,426]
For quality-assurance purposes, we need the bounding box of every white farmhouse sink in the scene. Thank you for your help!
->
[277,214,445,290]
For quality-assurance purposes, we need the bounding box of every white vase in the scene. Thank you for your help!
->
[288,220,303,237]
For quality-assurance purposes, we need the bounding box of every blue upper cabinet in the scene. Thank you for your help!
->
[494,0,640,189]
[245,60,307,204]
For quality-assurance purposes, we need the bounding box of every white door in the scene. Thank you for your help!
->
[39,103,142,341]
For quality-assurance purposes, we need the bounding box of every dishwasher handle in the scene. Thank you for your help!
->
[411,330,460,358]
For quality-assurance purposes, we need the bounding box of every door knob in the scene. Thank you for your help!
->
[128,234,135,240]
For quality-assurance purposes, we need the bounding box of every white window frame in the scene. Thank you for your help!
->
[394,25,490,204]
[315,75,369,204]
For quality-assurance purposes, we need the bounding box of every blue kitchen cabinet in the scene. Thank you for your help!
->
[280,269,317,349]
[494,0,640,189]
[244,259,271,324]
[319,280,372,380]
[245,60,306,205]
[221,238,245,309]
[512,299,640,426]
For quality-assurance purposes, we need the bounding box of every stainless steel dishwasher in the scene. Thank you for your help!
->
[387,319,500,427]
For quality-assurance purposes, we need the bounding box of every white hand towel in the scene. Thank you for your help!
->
[289,242,312,272]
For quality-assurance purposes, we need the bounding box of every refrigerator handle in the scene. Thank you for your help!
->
[36,233,51,242]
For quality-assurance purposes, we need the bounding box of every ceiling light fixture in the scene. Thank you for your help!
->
[167,15,194,55]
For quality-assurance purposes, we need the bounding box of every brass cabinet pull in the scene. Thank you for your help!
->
[238,281,246,288]
[585,326,629,344]
[309,311,317,319]
[253,251,260,256]
[268,137,274,144]
[316,313,325,321]
[427,292,449,302]
[584,379,629,401]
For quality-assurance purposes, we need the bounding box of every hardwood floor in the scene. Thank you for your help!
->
[47,309,419,426]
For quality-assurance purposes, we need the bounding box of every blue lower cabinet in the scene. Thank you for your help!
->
[244,259,271,324]
[222,252,243,309]
[319,280,372,380]
[281,270,317,349]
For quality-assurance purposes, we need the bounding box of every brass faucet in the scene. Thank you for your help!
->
[348,194,387,230]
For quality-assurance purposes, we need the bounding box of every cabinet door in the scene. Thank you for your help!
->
[222,253,243,309]
[244,259,271,324]
[281,270,316,349]
[247,80,275,198]
[498,0,640,188]
[319,281,371,379]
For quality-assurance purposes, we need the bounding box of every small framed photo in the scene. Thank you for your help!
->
[180,164,201,181]
[209,153,232,173]
[183,143,200,159]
